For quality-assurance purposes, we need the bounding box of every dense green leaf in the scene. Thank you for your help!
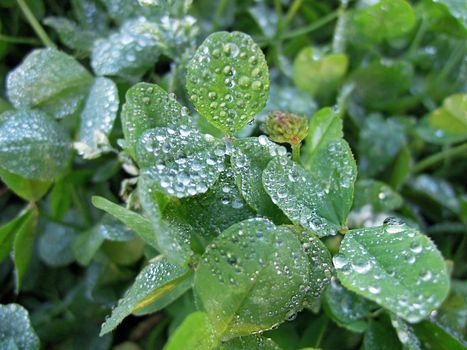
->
[363,318,402,350]
[358,115,406,177]
[231,137,286,217]
[0,304,40,350]
[100,256,192,335]
[138,177,192,266]
[334,223,450,323]
[44,17,97,52]
[0,169,51,202]
[0,211,28,262]
[353,180,403,213]
[137,126,225,198]
[91,196,158,248]
[13,208,38,291]
[412,319,466,350]
[122,82,192,159]
[323,279,374,333]
[91,18,160,79]
[38,222,77,267]
[0,110,71,181]
[194,218,310,338]
[6,48,92,119]
[79,77,119,150]
[264,142,356,237]
[352,0,416,43]
[217,335,282,349]
[389,314,421,350]
[186,31,269,133]
[163,312,216,350]
[429,93,467,134]
[293,47,348,99]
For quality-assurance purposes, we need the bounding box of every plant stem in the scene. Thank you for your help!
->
[0,34,41,45]
[413,142,467,174]
[211,0,228,32]
[332,4,348,53]
[407,17,427,57]
[292,143,301,163]
[16,0,56,48]
[285,0,303,26]
[280,10,339,40]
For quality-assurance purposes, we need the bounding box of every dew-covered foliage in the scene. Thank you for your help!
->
[0,0,466,349]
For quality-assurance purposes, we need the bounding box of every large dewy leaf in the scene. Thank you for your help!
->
[186,31,269,134]
[137,126,226,198]
[0,110,71,181]
[6,48,93,119]
[122,83,192,159]
[0,304,40,350]
[263,150,355,237]
[194,218,310,339]
[333,222,450,323]
[79,77,119,149]
[100,256,192,335]
[231,136,286,217]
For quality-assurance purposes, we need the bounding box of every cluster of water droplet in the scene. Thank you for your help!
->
[79,77,119,149]
[263,157,339,237]
[92,17,160,78]
[195,218,310,335]
[0,303,40,350]
[7,48,92,119]
[390,315,421,348]
[137,126,226,198]
[333,222,448,323]
[0,110,71,181]
[186,31,270,133]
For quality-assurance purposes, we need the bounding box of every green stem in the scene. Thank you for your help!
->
[332,4,348,53]
[0,33,41,45]
[16,0,56,48]
[413,142,467,174]
[280,10,339,40]
[292,143,301,163]
[285,0,303,26]
[315,316,328,347]
[407,17,427,57]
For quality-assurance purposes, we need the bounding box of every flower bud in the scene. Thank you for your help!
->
[263,111,308,146]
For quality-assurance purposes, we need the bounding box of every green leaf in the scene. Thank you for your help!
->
[358,115,406,177]
[293,47,348,99]
[302,108,343,162]
[353,180,403,213]
[352,0,416,43]
[138,177,192,266]
[164,312,217,350]
[0,169,51,202]
[100,255,192,335]
[389,146,412,190]
[122,83,192,159]
[334,223,450,323]
[389,314,421,350]
[12,208,38,292]
[264,143,356,237]
[0,304,40,350]
[91,18,160,79]
[186,31,269,134]
[98,214,136,241]
[364,318,402,350]
[323,279,374,333]
[430,0,467,30]
[91,196,158,249]
[72,227,105,266]
[194,218,310,339]
[79,77,119,149]
[292,227,332,310]
[170,168,255,245]
[412,319,467,350]
[429,93,467,135]
[0,110,71,181]
[0,211,29,262]
[38,222,77,267]
[102,0,163,24]
[6,48,93,119]
[217,335,283,350]
[231,137,286,217]
[44,16,97,52]
[136,127,225,198]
